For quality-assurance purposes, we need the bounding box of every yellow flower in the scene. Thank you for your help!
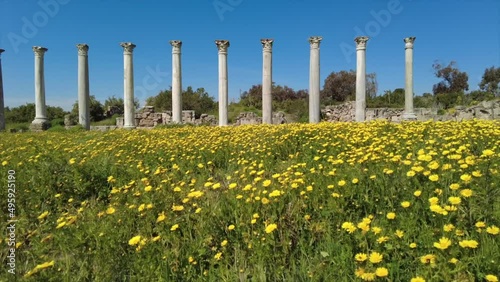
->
[268,190,281,197]
[420,254,436,264]
[170,224,179,231]
[361,272,376,281]
[414,190,422,197]
[409,243,417,248]
[355,268,365,278]
[460,189,473,197]
[156,212,166,223]
[411,277,426,282]
[262,180,272,187]
[221,240,228,247]
[407,170,416,177]
[144,185,152,192]
[433,237,452,250]
[69,158,76,165]
[429,174,439,181]
[261,198,270,204]
[375,267,388,277]
[228,183,237,189]
[449,258,458,264]
[23,260,55,278]
[448,197,461,205]
[1,161,8,166]
[377,236,389,244]
[486,275,498,282]
[341,222,357,233]
[476,221,486,228]
[460,174,472,182]
[106,207,116,214]
[172,205,184,211]
[449,183,460,190]
[214,252,222,260]
[227,225,235,231]
[355,253,368,262]
[265,223,278,233]
[128,235,141,246]
[152,235,161,242]
[482,149,495,157]
[37,211,49,220]
[443,224,455,232]
[458,239,478,248]
[338,180,346,186]
[428,197,439,205]
[386,212,396,220]
[401,201,411,208]
[56,222,66,229]
[395,230,404,238]
[486,225,499,235]
[369,252,383,264]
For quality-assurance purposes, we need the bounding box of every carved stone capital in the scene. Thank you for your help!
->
[354,36,369,50]
[77,44,89,56]
[170,40,182,47]
[120,42,136,54]
[0,49,4,58]
[215,40,230,53]
[309,36,322,48]
[261,39,274,51]
[33,46,48,57]
[404,37,416,49]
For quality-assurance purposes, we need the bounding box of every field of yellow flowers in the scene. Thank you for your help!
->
[1,120,499,281]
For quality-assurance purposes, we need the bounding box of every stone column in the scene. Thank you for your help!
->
[170,40,182,123]
[403,37,417,120]
[31,46,50,131]
[309,36,322,123]
[77,44,90,130]
[0,49,4,131]
[355,36,369,122]
[215,40,230,126]
[261,39,274,124]
[121,42,136,129]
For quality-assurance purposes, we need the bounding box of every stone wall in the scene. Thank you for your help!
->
[116,107,218,128]
[322,100,500,122]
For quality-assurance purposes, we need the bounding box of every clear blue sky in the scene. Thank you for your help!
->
[0,0,499,111]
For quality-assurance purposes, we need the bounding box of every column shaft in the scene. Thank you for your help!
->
[403,37,417,120]
[170,40,182,123]
[216,40,229,126]
[121,42,136,129]
[77,44,90,130]
[355,37,369,122]
[31,46,49,131]
[0,49,4,131]
[309,37,322,123]
[261,39,273,124]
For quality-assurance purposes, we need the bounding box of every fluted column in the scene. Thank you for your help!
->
[170,40,182,123]
[403,37,417,120]
[261,39,274,124]
[215,40,230,126]
[355,36,369,122]
[77,44,90,130]
[121,42,136,129]
[31,46,50,131]
[309,36,322,123]
[0,49,4,131]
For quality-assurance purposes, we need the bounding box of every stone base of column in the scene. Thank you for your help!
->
[123,125,136,130]
[30,120,50,131]
[402,112,417,120]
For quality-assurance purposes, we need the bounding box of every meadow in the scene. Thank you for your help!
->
[0,120,499,281]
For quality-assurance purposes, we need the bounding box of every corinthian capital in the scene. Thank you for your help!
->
[170,40,182,48]
[309,36,322,48]
[0,49,4,54]
[120,42,136,54]
[215,40,230,53]
[404,37,416,49]
[33,46,48,57]
[77,44,89,56]
[354,36,369,50]
[261,39,274,51]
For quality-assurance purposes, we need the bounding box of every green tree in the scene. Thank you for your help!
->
[432,61,469,95]
[71,95,105,122]
[367,88,405,108]
[321,70,377,104]
[146,87,217,118]
[479,66,500,97]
